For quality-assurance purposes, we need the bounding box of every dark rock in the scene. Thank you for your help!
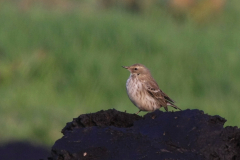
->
[49,109,240,160]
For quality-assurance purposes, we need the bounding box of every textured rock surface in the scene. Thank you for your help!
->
[49,109,240,160]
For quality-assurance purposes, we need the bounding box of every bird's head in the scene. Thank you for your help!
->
[122,63,151,77]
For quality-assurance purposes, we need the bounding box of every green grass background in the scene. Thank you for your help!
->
[0,1,240,146]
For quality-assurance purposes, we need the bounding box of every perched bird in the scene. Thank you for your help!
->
[123,63,181,114]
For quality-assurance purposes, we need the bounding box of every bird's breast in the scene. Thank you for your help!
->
[126,75,159,111]
[126,76,144,106]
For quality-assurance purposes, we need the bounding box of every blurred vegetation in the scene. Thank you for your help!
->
[0,0,239,146]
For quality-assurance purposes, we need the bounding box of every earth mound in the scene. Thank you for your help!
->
[49,109,240,160]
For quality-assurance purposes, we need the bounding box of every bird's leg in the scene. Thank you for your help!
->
[135,110,141,115]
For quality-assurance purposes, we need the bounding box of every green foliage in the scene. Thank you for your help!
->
[0,1,240,145]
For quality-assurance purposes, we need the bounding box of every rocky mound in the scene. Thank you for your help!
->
[48,109,240,160]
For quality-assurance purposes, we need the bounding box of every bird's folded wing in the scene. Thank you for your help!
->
[144,80,175,104]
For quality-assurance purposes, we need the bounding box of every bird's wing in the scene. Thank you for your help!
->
[143,78,175,104]
[141,77,181,111]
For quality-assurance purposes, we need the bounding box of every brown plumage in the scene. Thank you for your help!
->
[122,63,181,114]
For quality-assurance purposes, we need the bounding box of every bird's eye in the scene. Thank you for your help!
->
[135,68,138,70]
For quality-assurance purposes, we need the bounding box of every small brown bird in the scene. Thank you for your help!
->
[123,63,181,114]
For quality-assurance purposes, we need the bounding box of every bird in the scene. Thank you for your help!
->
[122,63,181,114]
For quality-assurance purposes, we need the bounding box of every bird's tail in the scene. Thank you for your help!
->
[167,102,182,111]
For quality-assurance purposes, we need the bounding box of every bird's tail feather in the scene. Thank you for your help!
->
[167,102,182,111]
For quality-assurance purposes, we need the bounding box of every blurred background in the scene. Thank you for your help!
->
[0,0,239,158]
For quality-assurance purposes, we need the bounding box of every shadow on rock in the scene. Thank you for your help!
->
[0,141,50,160]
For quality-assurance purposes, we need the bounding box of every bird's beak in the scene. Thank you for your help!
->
[122,66,129,69]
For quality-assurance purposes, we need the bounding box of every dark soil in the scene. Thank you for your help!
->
[49,109,240,160]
